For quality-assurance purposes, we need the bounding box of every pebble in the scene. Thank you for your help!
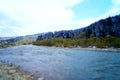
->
[0,61,36,80]
[37,77,44,80]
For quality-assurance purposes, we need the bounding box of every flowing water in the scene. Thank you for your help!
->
[0,45,120,80]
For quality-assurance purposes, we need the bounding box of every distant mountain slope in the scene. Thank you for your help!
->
[85,15,120,37]
[0,37,11,40]
[0,34,40,45]
[0,14,120,45]
[37,14,120,40]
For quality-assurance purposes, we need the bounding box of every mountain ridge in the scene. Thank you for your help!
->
[0,14,120,46]
[37,14,120,40]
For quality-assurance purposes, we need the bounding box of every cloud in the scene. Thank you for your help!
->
[0,0,120,37]
[110,0,120,15]
[71,0,120,30]
[112,0,120,5]
[91,0,120,22]
[106,0,120,16]
[0,0,85,37]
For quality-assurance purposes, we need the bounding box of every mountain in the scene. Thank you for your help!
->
[0,14,120,47]
[37,14,120,40]
[0,34,40,45]
[0,37,11,40]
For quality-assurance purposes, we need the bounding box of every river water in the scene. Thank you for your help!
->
[0,45,120,80]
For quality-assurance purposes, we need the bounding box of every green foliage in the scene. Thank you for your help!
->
[34,37,76,47]
[0,40,34,48]
[93,37,107,48]
[33,36,120,48]
[74,31,86,39]
[0,42,15,48]
[13,40,33,45]
[105,36,120,48]
[90,34,95,38]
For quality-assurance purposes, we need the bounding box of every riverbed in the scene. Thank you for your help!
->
[0,45,120,80]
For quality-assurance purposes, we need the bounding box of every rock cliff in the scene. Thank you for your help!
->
[1,14,120,44]
[37,15,120,40]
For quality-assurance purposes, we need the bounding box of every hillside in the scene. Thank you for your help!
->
[0,34,40,48]
[37,15,120,40]
[0,14,120,48]
[35,14,120,48]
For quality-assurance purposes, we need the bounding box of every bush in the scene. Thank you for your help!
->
[33,36,120,48]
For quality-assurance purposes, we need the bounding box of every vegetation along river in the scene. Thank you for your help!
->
[0,45,120,80]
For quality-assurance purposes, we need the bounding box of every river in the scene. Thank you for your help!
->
[0,45,120,80]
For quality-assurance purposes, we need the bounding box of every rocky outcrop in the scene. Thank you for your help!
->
[85,15,120,37]
[1,14,120,43]
[37,14,120,40]
[37,32,54,40]
[37,29,85,40]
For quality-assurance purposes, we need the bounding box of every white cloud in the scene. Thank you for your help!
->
[110,8,119,14]
[0,0,120,37]
[112,0,120,5]
[108,0,120,16]
[0,0,84,37]
[72,0,120,30]
[93,0,120,21]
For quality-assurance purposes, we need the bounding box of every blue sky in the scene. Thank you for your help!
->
[72,0,113,20]
[0,0,120,37]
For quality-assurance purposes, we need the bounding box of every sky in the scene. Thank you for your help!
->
[0,0,120,37]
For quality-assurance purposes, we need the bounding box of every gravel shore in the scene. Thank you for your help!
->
[0,61,36,80]
[73,47,120,52]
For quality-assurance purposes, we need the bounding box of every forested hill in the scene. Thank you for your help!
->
[37,14,120,40]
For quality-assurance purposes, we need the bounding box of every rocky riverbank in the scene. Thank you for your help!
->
[0,61,36,80]
[72,47,120,52]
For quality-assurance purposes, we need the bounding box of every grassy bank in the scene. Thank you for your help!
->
[33,36,120,48]
[0,40,33,48]
[1,36,120,48]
